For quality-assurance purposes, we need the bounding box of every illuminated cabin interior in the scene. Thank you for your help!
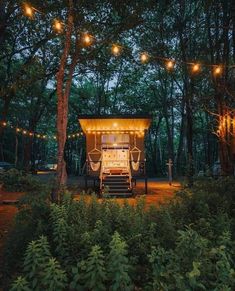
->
[78,115,152,196]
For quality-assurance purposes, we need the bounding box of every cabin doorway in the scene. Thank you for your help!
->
[101,148,130,175]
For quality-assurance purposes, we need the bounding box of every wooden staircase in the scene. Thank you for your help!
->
[101,175,132,197]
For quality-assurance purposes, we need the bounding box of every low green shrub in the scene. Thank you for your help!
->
[3,177,235,290]
[0,168,43,192]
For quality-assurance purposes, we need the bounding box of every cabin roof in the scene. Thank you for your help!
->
[78,114,152,133]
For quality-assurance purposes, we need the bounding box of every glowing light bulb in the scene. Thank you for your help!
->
[192,63,200,73]
[2,121,7,126]
[214,66,222,75]
[166,60,174,69]
[24,4,34,18]
[29,132,33,136]
[23,130,27,135]
[140,52,149,63]
[53,19,63,33]
[16,128,20,132]
[83,33,92,45]
[111,44,120,56]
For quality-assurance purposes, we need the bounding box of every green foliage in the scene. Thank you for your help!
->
[23,236,52,290]
[4,177,235,290]
[107,232,132,291]
[83,245,107,291]
[50,204,70,262]
[41,258,67,291]
[10,276,31,291]
[0,169,44,192]
[3,190,50,280]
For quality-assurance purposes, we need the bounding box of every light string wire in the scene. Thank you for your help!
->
[3,2,232,141]
[20,2,235,72]
[0,121,84,140]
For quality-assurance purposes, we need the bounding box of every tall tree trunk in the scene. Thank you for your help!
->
[56,0,79,197]
[185,87,194,185]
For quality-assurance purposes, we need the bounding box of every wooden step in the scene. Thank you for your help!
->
[103,181,129,185]
[103,192,133,198]
[104,177,129,182]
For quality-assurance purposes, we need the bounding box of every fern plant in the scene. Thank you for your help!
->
[10,276,31,291]
[50,204,70,262]
[83,245,107,291]
[107,232,132,291]
[23,235,51,290]
[70,260,86,290]
[41,257,68,291]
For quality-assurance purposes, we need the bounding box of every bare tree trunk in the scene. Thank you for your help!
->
[56,0,79,197]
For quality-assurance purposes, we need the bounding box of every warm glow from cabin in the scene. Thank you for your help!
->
[79,118,151,133]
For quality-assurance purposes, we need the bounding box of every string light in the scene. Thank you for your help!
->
[83,33,93,46]
[0,122,83,141]
[23,3,34,18]
[18,5,235,74]
[53,19,63,33]
[111,44,121,56]
[140,52,149,63]
[166,60,174,70]
[214,66,222,76]
[192,63,200,73]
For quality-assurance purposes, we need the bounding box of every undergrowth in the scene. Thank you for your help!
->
[2,177,235,290]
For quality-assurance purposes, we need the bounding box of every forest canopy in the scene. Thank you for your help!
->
[0,0,235,180]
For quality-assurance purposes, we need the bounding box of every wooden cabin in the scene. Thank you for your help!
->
[78,115,152,196]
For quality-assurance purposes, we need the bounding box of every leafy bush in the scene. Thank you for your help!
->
[0,168,43,192]
[3,177,235,290]
[3,189,51,283]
